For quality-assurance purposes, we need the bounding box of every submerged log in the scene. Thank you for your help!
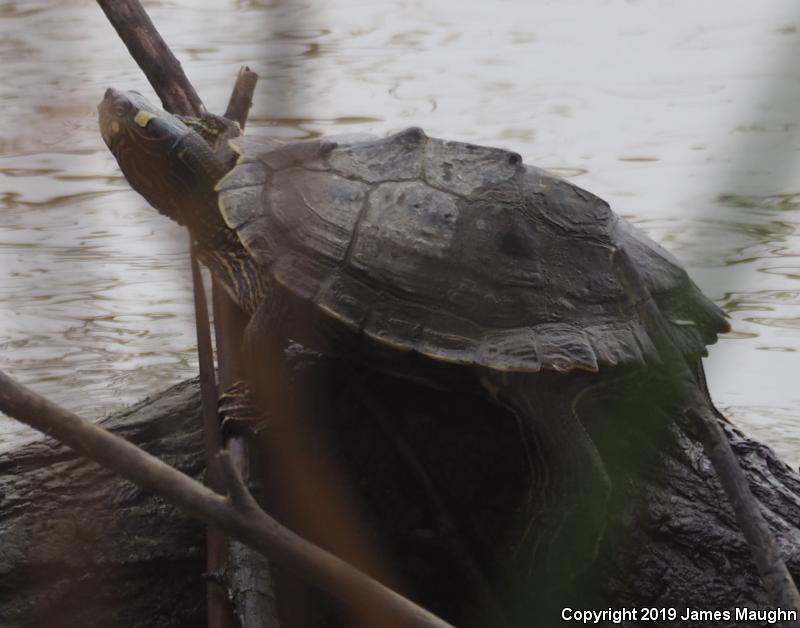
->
[2,368,800,627]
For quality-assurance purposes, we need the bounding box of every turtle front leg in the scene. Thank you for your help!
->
[219,344,334,435]
[216,283,292,436]
[219,380,269,435]
[220,280,329,436]
[485,372,611,586]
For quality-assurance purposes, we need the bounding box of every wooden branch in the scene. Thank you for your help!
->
[219,450,260,512]
[214,66,277,628]
[687,407,800,618]
[191,238,233,628]
[612,248,800,617]
[97,0,204,116]
[0,369,454,628]
[214,65,256,398]
[191,242,223,493]
[96,1,260,623]
[225,67,258,128]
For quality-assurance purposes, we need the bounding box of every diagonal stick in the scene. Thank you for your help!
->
[0,368,455,628]
[613,247,800,620]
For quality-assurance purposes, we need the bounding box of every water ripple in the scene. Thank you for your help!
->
[1,0,799,462]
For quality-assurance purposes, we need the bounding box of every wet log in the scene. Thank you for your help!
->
[0,379,206,628]
[598,417,800,627]
[2,371,800,627]
[0,364,453,628]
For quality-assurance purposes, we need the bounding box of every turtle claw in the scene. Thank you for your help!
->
[219,380,272,436]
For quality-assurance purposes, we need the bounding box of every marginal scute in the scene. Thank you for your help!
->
[585,323,643,367]
[271,251,331,300]
[477,329,540,372]
[361,303,426,352]
[312,272,372,332]
[416,326,478,366]
[237,219,283,262]
[534,324,599,373]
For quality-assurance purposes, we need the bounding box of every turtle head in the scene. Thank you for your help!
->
[99,88,263,313]
[98,88,225,228]
[98,88,170,152]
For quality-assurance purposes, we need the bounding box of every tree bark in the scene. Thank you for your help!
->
[3,371,800,627]
[0,379,206,628]
[0,366,454,628]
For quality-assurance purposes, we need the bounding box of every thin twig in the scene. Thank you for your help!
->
[213,65,275,628]
[96,2,262,624]
[191,241,223,492]
[0,368,454,628]
[219,450,259,512]
[190,236,233,628]
[687,407,800,617]
[96,2,234,623]
[612,248,800,618]
[225,67,258,127]
[96,0,204,116]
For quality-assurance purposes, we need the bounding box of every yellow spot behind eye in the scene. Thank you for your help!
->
[134,110,156,128]
[111,121,120,134]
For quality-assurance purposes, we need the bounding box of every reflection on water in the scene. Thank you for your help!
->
[1,0,800,461]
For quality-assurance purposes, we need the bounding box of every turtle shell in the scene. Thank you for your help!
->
[216,128,729,373]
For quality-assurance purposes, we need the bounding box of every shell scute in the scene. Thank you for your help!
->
[347,181,460,293]
[260,138,338,171]
[524,166,612,238]
[423,137,523,197]
[217,178,264,230]
[328,127,425,182]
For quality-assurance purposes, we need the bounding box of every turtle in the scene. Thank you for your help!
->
[97,88,730,577]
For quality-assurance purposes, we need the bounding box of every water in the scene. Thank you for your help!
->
[2,0,800,462]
